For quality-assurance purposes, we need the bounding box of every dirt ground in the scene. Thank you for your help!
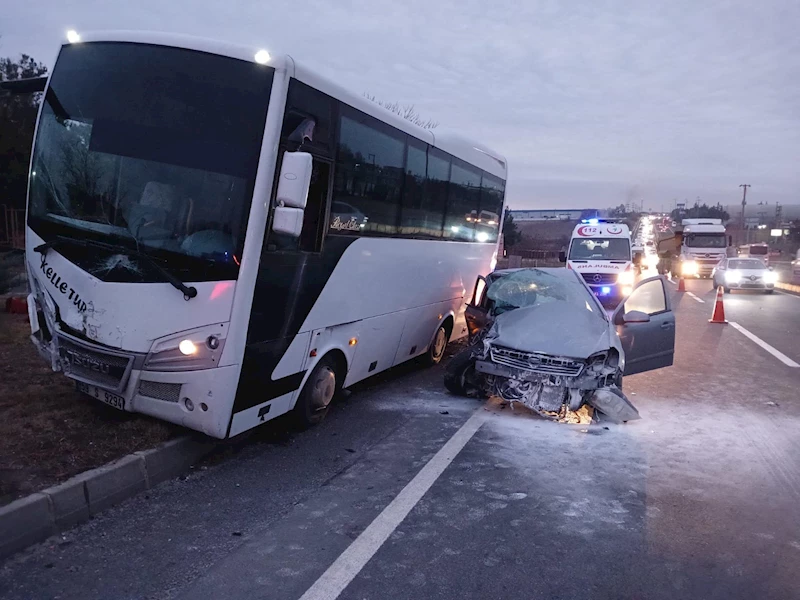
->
[0,312,178,505]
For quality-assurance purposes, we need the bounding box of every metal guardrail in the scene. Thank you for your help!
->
[1,205,25,250]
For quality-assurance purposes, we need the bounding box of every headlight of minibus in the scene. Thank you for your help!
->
[144,324,228,371]
[764,271,779,283]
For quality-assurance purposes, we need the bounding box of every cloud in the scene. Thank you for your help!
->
[3,0,798,208]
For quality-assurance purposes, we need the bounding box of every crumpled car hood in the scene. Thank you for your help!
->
[489,302,611,359]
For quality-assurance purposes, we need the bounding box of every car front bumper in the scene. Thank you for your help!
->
[726,281,774,290]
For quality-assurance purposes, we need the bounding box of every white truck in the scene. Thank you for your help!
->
[678,219,728,278]
[560,220,636,306]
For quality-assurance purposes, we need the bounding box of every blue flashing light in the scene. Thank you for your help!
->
[601,286,611,295]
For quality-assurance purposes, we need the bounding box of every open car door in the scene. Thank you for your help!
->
[464,275,490,342]
[612,276,676,376]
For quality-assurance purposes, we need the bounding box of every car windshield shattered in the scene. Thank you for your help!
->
[486,269,604,318]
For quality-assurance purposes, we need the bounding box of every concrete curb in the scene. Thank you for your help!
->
[776,282,800,294]
[0,436,215,560]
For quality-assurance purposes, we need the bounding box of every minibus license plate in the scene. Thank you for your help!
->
[75,381,125,411]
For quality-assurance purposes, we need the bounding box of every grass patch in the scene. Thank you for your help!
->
[0,312,178,505]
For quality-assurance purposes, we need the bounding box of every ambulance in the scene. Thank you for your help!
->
[561,220,635,306]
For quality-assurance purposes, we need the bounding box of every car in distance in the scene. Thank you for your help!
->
[712,258,778,293]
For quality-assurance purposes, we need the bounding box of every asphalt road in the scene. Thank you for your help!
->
[2,281,800,600]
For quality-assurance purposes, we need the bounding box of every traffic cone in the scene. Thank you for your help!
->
[677,277,686,292]
[709,286,727,324]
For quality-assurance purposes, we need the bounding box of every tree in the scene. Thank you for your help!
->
[670,202,729,222]
[502,211,522,248]
[0,54,48,212]
[363,93,438,130]
[607,204,628,218]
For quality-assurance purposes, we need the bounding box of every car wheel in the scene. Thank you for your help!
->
[765,289,774,294]
[444,348,476,396]
[294,356,340,428]
[423,324,448,366]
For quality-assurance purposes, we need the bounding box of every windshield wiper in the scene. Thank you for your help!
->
[34,236,198,300]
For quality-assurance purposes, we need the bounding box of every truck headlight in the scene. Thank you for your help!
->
[764,271,779,283]
[617,270,635,285]
[145,324,228,371]
[725,271,741,283]
[682,261,698,275]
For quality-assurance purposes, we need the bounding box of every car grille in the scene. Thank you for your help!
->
[138,380,182,403]
[57,335,133,392]
[738,275,764,286]
[490,346,584,377]
[581,273,617,285]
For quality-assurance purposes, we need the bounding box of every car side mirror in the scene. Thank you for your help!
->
[558,250,566,263]
[623,310,651,324]
[272,151,313,237]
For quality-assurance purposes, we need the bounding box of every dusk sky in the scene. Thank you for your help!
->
[3,0,798,210]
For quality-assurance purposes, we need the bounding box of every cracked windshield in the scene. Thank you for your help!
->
[28,43,273,270]
[1,2,799,600]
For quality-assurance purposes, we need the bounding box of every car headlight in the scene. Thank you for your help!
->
[617,270,635,285]
[145,323,228,371]
[764,271,779,283]
[725,271,741,283]
[682,260,698,275]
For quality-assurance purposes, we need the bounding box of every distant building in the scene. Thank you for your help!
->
[508,208,587,222]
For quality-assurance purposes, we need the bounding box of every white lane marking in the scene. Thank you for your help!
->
[298,409,487,600]
[729,322,800,368]
[666,278,677,286]
[686,292,705,303]
[776,290,800,300]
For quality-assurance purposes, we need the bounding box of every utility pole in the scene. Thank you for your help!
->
[739,184,750,231]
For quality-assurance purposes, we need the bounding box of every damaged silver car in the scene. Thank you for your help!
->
[445,268,675,423]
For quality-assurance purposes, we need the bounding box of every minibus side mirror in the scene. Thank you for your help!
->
[272,152,313,237]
